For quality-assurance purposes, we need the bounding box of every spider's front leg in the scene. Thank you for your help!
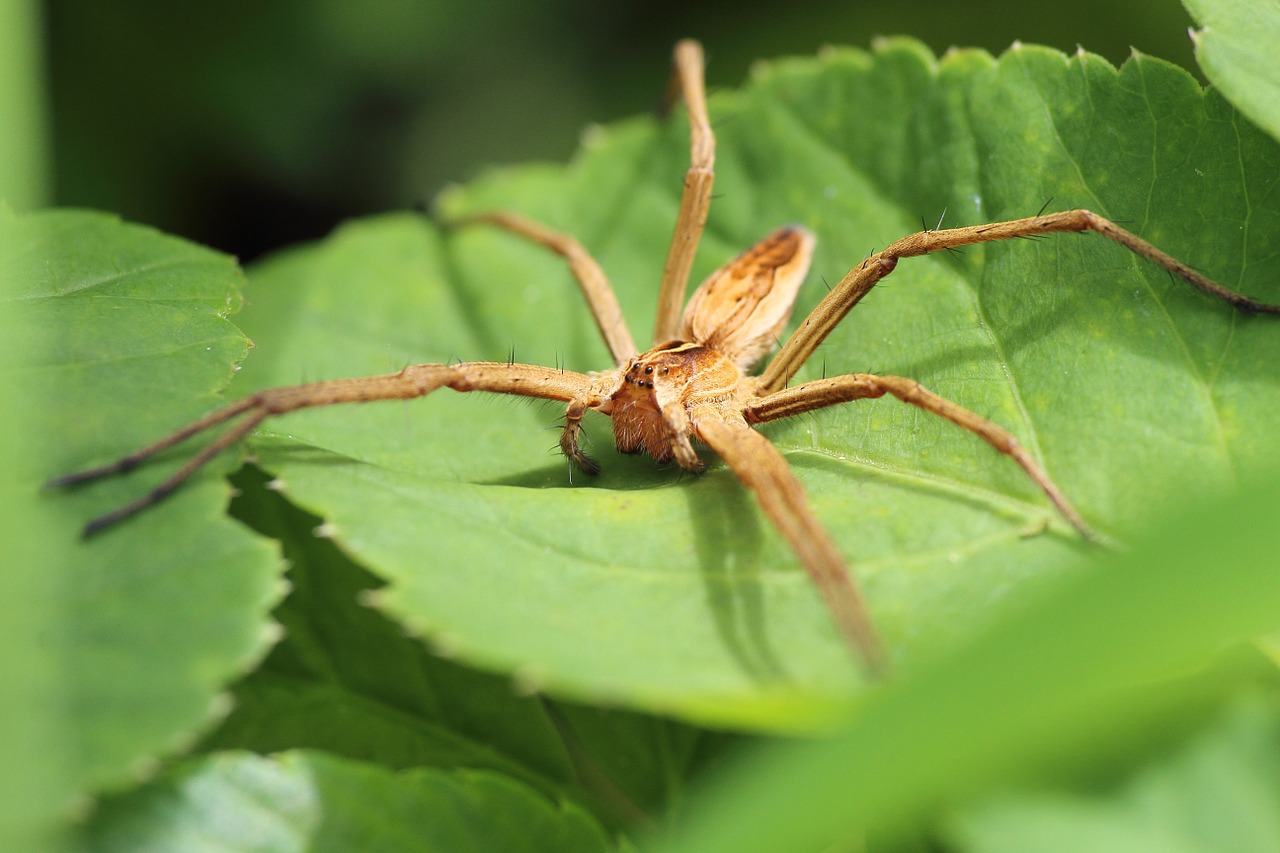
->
[590,336,887,670]
[696,415,885,673]
[746,373,1095,540]
[653,39,716,344]
[52,362,597,536]
[760,209,1280,393]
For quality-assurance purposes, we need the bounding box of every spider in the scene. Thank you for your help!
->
[52,40,1280,673]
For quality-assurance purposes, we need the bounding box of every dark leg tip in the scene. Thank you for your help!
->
[81,515,114,539]
[47,456,140,490]
[575,453,601,477]
[45,473,79,489]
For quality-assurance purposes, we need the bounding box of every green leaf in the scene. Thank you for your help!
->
[0,0,48,209]
[947,700,1280,853]
[85,750,615,852]
[653,465,1280,852]
[217,41,1280,725]
[1184,0,1280,143]
[0,207,70,846]
[4,210,282,801]
[201,470,729,831]
[53,41,1280,728]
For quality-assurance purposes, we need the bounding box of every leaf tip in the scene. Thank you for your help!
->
[747,57,774,82]
[206,692,236,724]
[580,123,609,150]
[260,619,286,648]
[126,753,162,784]
[512,663,549,696]
[427,630,462,659]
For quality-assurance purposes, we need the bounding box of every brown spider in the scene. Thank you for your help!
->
[51,40,1280,673]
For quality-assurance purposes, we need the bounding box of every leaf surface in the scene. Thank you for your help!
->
[59,41,1280,727]
[1183,0,1280,143]
[656,466,1280,852]
[3,210,282,801]
[86,750,615,852]
[948,700,1280,853]
[201,471,728,831]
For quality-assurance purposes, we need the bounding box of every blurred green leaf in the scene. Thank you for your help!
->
[0,204,69,846]
[44,0,1203,247]
[201,469,729,830]
[200,40,1280,725]
[85,750,615,852]
[0,0,48,209]
[947,699,1280,853]
[5,210,281,800]
[25,33,1280,850]
[43,41,1280,736]
[1184,0,1280,143]
[652,465,1280,853]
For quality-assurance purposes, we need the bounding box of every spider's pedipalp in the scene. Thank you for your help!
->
[559,394,607,475]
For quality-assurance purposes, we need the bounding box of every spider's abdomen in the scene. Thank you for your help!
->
[608,340,741,464]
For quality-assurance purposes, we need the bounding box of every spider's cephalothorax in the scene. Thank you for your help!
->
[603,224,814,470]
[52,40,1280,673]
[609,341,738,467]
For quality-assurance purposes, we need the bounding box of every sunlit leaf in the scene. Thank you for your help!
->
[1183,0,1280,143]
[5,210,282,802]
[201,471,731,831]
[86,751,615,852]
[948,700,1280,853]
[51,41,1280,727]
[654,466,1280,852]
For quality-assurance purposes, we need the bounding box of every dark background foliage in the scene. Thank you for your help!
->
[45,0,1198,261]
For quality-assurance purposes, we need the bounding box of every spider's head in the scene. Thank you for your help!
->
[619,340,739,398]
[622,341,693,392]
[608,341,742,463]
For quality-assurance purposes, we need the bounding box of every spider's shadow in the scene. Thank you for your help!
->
[482,450,671,491]
[488,452,788,682]
[682,472,789,682]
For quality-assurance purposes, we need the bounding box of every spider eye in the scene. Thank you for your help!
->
[644,366,653,374]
